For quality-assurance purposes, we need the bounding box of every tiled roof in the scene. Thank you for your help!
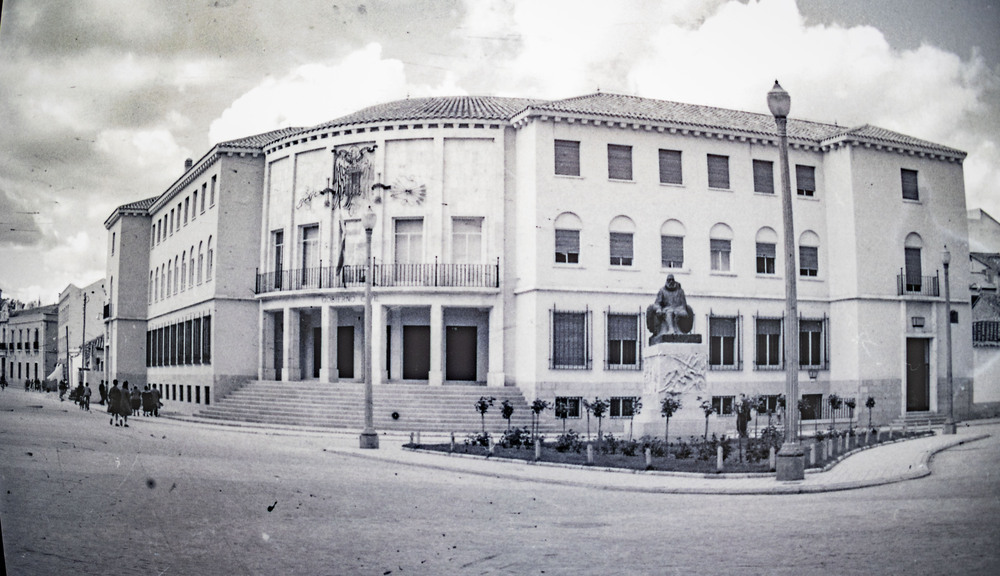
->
[822,124,964,156]
[971,252,1000,274]
[528,92,843,142]
[116,195,159,213]
[973,292,1000,321]
[219,127,305,148]
[309,96,548,130]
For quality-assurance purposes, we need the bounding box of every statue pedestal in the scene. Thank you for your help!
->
[633,342,708,441]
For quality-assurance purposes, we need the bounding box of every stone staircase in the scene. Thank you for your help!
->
[890,411,948,430]
[195,380,558,434]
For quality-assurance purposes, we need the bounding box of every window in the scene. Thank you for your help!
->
[174,256,180,294]
[192,191,198,219]
[169,209,174,235]
[394,219,423,264]
[755,317,782,369]
[272,231,284,289]
[551,309,590,369]
[756,243,776,274]
[111,232,116,256]
[799,317,827,368]
[707,154,730,189]
[452,218,483,264]
[711,239,731,272]
[189,247,196,287]
[149,271,153,303]
[184,198,189,224]
[606,312,640,370]
[299,227,317,285]
[555,229,580,264]
[201,183,207,213]
[712,395,736,416]
[753,159,774,194]
[659,149,682,185]
[904,246,922,292]
[607,144,632,180]
[555,397,582,419]
[554,140,581,176]
[154,269,160,301]
[795,165,816,196]
[800,246,818,276]
[167,262,172,298]
[610,232,633,266]
[609,397,639,418]
[342,220,364,267]
[901,168,919,201]
[181,251,187,291]
[197,242,204,284]
[206,237,214,282]
[151,228,155,248]
[659,220,685,268]
[709,315,740,370]
[210,176,216,207]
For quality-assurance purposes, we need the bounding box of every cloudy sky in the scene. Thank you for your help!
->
[1,0,998,304]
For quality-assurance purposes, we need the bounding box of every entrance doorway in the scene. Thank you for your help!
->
[906,338,930,411]
[446,326,477,381]
[337,326,354,379]
[402,325,430,380]
[312,327,321,379]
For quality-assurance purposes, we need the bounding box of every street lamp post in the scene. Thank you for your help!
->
[359,208,379,449]
[942,246,957,434]
[769,80,805,480]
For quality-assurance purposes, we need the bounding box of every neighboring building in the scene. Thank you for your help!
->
[0,299,58,387]
[104,128,300,412]
[968,209,1000,415]
[108,92,976,433]
[57,279,106,387]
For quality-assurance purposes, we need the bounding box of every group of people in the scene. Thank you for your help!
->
[106,380,162,427]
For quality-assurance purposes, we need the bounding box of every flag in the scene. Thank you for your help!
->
[335,215,346,278]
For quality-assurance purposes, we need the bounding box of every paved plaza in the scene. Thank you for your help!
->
[1,388,998,575]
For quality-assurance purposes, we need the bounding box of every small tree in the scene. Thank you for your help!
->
[697,396,716,440]
[753,394,767,437]
[866,396,876,431]
[555,398,569,432]
[501,399,515,432]
[626,397,643,441]
[475,396,495,434]
[828,393,843,433]
[797,398,811,437]
[845,398,857,433]
[660,391,683,444]
[587,397,609,445]
[530,399,550,443]
[582,398,593,440]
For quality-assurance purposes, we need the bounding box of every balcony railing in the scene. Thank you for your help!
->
[897,271,940,297]
[255,259,500,294]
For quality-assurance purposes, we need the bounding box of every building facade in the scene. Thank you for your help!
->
[0,300,58,387]
[57,279,106,387]
[106,92,974,432]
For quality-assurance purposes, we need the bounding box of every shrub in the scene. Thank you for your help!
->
[601,433,619,455]
[554,430,583,453]
[620,439,640,457]
[640,436,667,458]
[672,437,695,459]
[500,426,531,448]
[697,434,732,462]
[465,431,490,447]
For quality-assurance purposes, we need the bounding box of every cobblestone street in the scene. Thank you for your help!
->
[2,389,997,575]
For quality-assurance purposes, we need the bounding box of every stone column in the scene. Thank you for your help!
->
[428,303,443,386]
[282,308,300,382]
[487,305,505,387]
[370,302,383,386]
[319,306,338,382]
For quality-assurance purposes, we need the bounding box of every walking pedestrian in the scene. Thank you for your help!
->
[0,374,7,390]
[108,380,121,426]
[58,380,68,401]
[118,381,132,427]
[151,385,161,417]
[130,384,141,416]
[98,380,107,406]
[82,383,92,411]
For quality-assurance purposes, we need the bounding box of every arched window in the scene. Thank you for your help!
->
[181,251,187,291]
[154,268,160,301]
[189,246,195,286]
[197,242,204,284]
[206,236,214,281]
[167,261,173,298]
[904,232,924,292]
[609,216,635,266]
[709,223,734,272]
[174,256,180,294]
[554,212,582,264]
[755,227,778,275]
[799,230,820,277]
[149,271,154,303]
[161,264,166,299]
[660,219,685,268]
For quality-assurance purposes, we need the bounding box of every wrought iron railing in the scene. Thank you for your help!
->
[255,259,500,294]
[897,271,940,297]
[974,320,1000,346]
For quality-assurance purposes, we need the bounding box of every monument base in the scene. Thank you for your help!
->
[649,333,703,346]
[633,341,707,441]
[775,443,805,481]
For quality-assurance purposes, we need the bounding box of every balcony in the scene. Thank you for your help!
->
[103,303,112,319]
[897,271,940,297]
[255,260,500,295]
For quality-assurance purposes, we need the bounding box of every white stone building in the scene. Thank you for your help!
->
[105,92,975,433]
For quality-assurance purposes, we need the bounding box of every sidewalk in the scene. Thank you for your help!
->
[321,423,993,495]
[14,387,988,495]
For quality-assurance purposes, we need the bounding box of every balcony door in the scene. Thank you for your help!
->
[906,338,930,412]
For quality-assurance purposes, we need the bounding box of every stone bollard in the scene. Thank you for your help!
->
[927,418,932,433]
[586,443,594,465]
[645,447,653,469]
[810,443,817,466]
[409,432,414,445]
[827,437,833,459]
[535,438,542,462]
[769,446,776,472]
[716,445,724,472]
[449,432,455,453]
[416,431,421,446]
[488,436,495,454]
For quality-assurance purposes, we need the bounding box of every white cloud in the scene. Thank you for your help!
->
[209,43,426,143]
[94,127,190,174]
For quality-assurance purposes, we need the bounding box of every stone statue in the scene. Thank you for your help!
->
[646,274,694,343]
